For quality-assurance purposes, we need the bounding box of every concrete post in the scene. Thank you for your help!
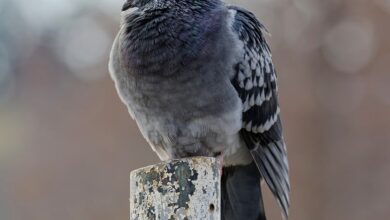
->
[130,157,221,220]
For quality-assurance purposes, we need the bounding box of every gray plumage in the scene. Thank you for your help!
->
[109,0,289,219]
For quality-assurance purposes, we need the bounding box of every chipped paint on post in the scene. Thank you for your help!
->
[130,157,221,220]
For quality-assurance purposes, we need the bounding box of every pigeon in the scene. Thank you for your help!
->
[109,0,290,219]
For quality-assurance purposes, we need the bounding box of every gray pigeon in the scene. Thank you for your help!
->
[109,0,290,219]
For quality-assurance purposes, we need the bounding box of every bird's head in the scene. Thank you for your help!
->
[122,0,220,11]
[122,0,158,11]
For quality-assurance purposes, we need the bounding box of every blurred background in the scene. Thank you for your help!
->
[0,0,389,219]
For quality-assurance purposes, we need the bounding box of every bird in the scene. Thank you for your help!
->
[109,0,290,219]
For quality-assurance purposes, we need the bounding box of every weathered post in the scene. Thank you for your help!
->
[130,157,221,220]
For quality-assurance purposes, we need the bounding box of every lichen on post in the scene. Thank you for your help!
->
[130,157,221,220]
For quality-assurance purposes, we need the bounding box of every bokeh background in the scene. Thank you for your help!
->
[0,0,389,219]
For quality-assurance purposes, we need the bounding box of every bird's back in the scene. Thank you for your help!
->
[110,1,245,160]
[115,2,243,117]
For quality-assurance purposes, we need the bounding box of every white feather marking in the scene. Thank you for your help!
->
[255,65,261,76]
[271,73,276,82]
[249,94,255,106]
[244,53,250,62]
[266,90,272,101]
[244,65,251,77]
[253,77,258,87]
[265,62,271,74]
[251,59,257,70]
[245,80,253,90]
[244,105,250,112]
[238,70,245,82]
[252,48,259,59]
[257,113,278,133]
[260,55,265,67]
[245,121,252,131]
[260,89,265,101]
[256,92,263,106]
[264,50,272,60]
[258,75,264,87]
[243,95,249,111]
[227,9,237,29]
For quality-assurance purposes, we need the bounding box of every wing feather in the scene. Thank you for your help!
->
[228,6,290,219]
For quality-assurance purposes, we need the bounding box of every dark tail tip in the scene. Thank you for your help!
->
[221,162,266,220]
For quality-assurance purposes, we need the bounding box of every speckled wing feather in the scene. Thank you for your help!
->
[228,6,290,218]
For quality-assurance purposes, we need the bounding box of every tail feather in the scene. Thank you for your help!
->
[250,140,290,219]
[221,162,266,220]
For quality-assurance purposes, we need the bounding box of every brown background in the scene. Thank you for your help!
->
[0,0,389,219]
